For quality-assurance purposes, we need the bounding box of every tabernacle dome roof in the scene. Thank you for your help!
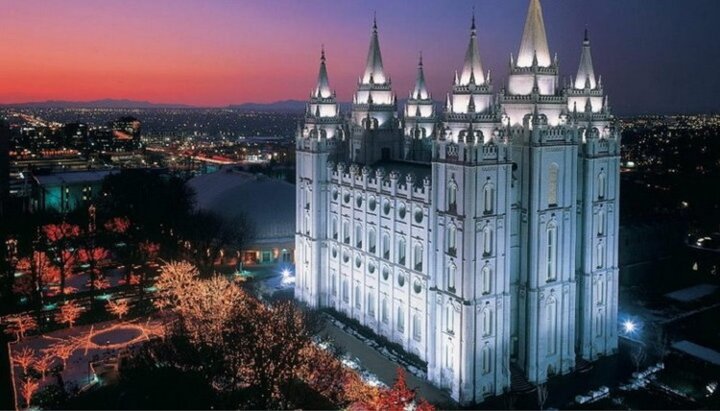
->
[188,168,295,245]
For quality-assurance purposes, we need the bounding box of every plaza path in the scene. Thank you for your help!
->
[320,321,456,409]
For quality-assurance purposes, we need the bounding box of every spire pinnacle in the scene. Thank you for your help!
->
[459,11,485,86]
[362,13,386,84]
[574,28,597,89]
[411,51,429,100]
[312,45,332,98]
[517,0,551,68]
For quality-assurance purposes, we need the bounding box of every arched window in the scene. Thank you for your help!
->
[342,279,349,303]
[596,310,604,337]
[447,224,457,256]
[355,224,363,248]
[381,298,389,324]
[354,284,361,309]
[483,226,493,257]
[330,273,336,296]
[596,242,605,269]
[598,171,606,200]
[331,217,338,240]
[546,297,557,355]
[447,181,458,213]
[482,345,492,374]
[412,314,422,341]
[481,265,492,295]
[548,163,559,207]
[304,215,310,235]
[343,220,350,244]
[446,304,454,333]
[596,278,605,305]
[546,223,557,282]
[397,306,405,332]
[413,243,423,271]
[367,292,375,316]
[447,264,456,292]
[482,307,493,337]
[445,342,454,369]
[382,232,390,259]
[368,228,376,253]
[483,183,495,214]
[397,238,406,265]
[597,210,605,237]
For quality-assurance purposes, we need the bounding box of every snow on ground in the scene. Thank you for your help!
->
[8,317,164,406]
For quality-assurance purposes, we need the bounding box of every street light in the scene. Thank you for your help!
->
[623,320,636,334]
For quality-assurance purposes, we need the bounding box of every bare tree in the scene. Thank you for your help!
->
[632,345,647,373]
[537,383,548,411]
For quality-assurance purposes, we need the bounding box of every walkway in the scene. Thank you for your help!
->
[321,321,456,408]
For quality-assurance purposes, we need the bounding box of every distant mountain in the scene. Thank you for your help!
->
[1,99,194,109]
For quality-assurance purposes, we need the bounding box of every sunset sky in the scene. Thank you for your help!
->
[1,0,719,114]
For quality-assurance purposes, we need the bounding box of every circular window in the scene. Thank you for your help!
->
[355,255,362,268]
[383,199,391,215]
[331,247,338,259]
[413,279,422,294]
[368,262,376,274]
[398,203,407,219]
[332,188,339,201]
[382,266,390,281]
[414,208,424,224]
[369,196,377,211]
[343,251,350,263]
[343,192,351,204]
[397,273,405,288]
[356,195,363,208]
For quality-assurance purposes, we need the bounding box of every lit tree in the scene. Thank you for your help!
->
[153,260,199,312]
[33,353,54,380]
[55,300,82,328]
[104,216,131,235]
[20,378,39,409]
[3,314,37,341]
[107,298,130,320]
[13,347,36,376]
[45,341,75,369]
[42,223,81,296]
[78,246,109,300]
[93,276,111,290]
[297,344,349,405]
[139,241,160,261]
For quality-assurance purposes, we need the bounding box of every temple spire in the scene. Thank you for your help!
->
[412,52,429,100]
[516,0,551,68]
[312,45,332,98]
[459,10,485,85]
[362,14,387,84]
[574,28,597,90]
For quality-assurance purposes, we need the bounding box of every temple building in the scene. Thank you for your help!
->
[295,0,620,404]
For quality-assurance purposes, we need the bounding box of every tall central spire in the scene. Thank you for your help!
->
[312,46,332,99]
[459,11,485,85]
[412,53,429,100]
[574,29,597,89]
[516,0,551,68]
[362,14,387,85]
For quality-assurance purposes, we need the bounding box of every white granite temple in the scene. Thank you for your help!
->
[295,0,620,403]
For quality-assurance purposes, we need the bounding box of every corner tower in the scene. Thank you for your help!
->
[428,13,512,403]
[295,48,345,307]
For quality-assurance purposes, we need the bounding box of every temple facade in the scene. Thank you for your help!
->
[295,0,620,404]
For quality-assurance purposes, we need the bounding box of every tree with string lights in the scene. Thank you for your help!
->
[13,347,36,376]
[107,298,130,320]
[3,314,37,341]
[20,378,39,409]
[55,300,82,328]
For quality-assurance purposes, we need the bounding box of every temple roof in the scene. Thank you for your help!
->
[459,13,485,85]
[574,29,597,90]
[516,0,551,68]
[361,16,387,85]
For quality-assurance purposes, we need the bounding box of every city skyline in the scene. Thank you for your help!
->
[2,0,719,115]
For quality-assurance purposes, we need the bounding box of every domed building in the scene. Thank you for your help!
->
[188,168,295,265]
